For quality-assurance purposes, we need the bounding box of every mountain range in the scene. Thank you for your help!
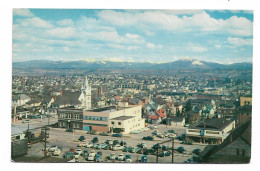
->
[12,58,252,71]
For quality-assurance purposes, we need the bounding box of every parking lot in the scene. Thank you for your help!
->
[25,124,207,163]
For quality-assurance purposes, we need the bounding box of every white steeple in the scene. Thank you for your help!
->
[79,76,91,109]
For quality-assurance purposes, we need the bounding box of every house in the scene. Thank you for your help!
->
[186,118,235,144]
[52,91,82,108]
[240,95,252,106]
[200,120,251,163]
[169,116,185,126]
[12,94,31,107]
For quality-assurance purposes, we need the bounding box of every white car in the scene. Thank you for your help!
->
[87,151,96,161]
[168,133,177,138]
[53,148,61,156]
[73,152,80,159]
[86,142,94,148]
[76,149,83,155]
[48,145,58,152]
[109,153,116,160]
[117,154,124,161]
[141,142,147,148]
[157,133,165,138]
[112,144,124,151]
[77,142,88,147]
[153,125,159,129]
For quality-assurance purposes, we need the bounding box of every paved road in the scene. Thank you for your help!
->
[26,124,207,163]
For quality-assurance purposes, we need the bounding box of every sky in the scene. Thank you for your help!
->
[12,9,253,64]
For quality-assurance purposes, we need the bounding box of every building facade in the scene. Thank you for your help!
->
[58,109,83,130]
[82,102,145,134]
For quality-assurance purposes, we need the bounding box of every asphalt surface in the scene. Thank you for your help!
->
[23,122,207,163]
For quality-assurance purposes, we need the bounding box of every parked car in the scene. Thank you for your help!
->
[184,124,190,127]
[151,131,159,135]
[105,139,113,145]
[128,147,137,153]
[48,145,58,152]
[95,154,102,162]
[162,145,170,151]
[76,149,83,155]
[112,133,122,137]
[86,142,94,148]
[87,150,96,161]
[176,147,186,153]
[113,140,120,145]
[112,144,124,151]
[87,153,95,161]
[120,140,127,146]
[181,140,193,145]
[66,128,73,132]
[73,152,80,159]
[77,141,88,147]
[192,148,202,155]
[152,144,162,150]
[142,136,154,141]
[78,136,85,141]
[176,134,186,141]
[99,132,109,136]
[143,148,156,155]
[158,151,171,157]
[141,155,147,163]
[102,145,110,150]
[82,150,88,157]
[92,137,99,143]
[53,148,61,156]
[123,146,130,152]
[97,151,102,156]
[125,155,132,162]
[157,133,165,138]
[117,154,124,161]
[22,119,30,123]
[136,148,144,154]
[63,151,74,160]
[168,133,177,138]
[167,129,175,133]
[109,153,116,160]
[130,130,142,134]
[137,142,147,149]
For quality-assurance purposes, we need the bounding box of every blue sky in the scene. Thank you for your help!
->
[12,9,253,64]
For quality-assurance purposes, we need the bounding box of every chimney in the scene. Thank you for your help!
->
[54,95,57,101]
[60,91,63,96]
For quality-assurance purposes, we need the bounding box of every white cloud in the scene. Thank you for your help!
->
[13,9,34,17]
[57,19,74,27]
[46,27,76,39]
[215,44,222,49]
[63,47,70,52]
[227,37,253,46]
[97,10,253,36]
[189,46,208,52]
[18,17,53,28]
[146,42,155,49]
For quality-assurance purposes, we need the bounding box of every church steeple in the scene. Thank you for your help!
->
[79,76,91,109]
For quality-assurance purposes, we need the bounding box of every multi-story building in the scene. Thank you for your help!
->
[186,118,235,144]
[58,109,83,130]
[82,102,145,134]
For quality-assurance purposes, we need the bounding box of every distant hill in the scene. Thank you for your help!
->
[13,59,252,71]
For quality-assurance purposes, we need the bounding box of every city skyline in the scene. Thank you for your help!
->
[13,9,253,64]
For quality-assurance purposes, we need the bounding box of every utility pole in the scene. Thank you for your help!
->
[171,138,174,163]
[156,143,159,163]
[44,126,47,158]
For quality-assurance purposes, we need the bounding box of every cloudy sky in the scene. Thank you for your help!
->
[12,9,253,64]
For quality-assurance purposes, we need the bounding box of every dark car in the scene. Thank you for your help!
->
[105,139,113,145]
[113,140,119,145]
[82,150,88,157]
[66,128,73,132]
[176,134,186,141]
[181,140,193,145]
[136,148,143,154]
[97,151,102,156]
[142,136,154,141]
[78,136,85,141]
[192,148,202,155]
[176,147,186,153]
[128,147,136,153]
[99,132,109,136]
[92,137,99,143]
[95,154,102,162]
[120,140,127,146]
[63,152,74,160]
[152,144,162,150]
[141,155,147,163]
[122,146,129,152]
[167,129,175,133]
[162,145,170,151]
[103,145,110,150]
[112,133,122,137]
